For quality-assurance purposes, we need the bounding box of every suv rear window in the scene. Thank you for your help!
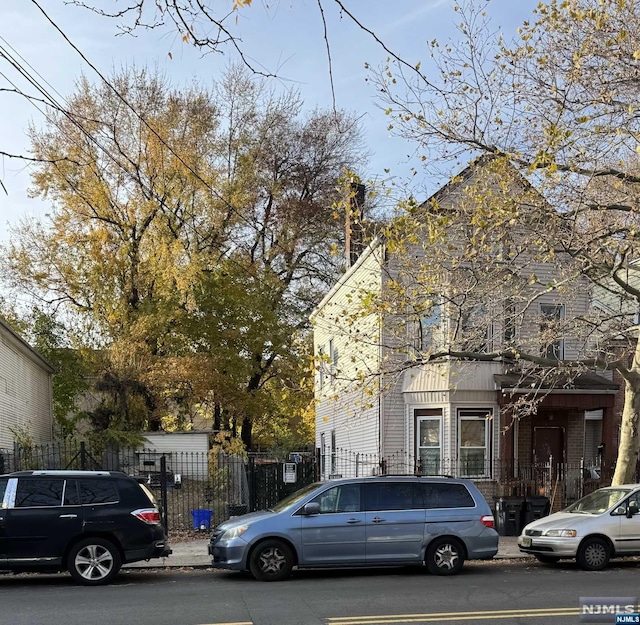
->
[77,479,119,504]
[421,482,475,508]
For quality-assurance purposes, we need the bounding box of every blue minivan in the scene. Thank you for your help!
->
[208,475,498,581]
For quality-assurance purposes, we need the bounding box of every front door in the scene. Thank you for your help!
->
[6,477,83,561]
[533,426,565,467]
[300,483,366,565]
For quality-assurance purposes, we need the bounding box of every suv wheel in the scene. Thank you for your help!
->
[67,537,122,585]
[426,537,465,575]
[249,539,294,581]
[576,537,610,571]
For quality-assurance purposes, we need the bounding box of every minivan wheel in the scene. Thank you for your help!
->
[67,537,122,585]
[426,537,465,575]
[577,537,610,571]
[249,539,294,582]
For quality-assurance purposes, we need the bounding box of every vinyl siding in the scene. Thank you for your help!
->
[140,432,210,478]
[312,244,384,463]
[0,324,53,449]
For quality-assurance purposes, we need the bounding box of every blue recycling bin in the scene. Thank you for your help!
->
[191,509,213,531]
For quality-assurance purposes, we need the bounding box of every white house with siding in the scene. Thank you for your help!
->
[138,430,210,478]
[312,158,618,505]
[0,317,54,449]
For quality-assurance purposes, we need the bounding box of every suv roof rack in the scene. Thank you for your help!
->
[379,473,454,479]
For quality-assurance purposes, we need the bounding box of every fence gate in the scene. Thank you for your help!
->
[247,457,317,512]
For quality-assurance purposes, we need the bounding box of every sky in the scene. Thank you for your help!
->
[0,0,539,243]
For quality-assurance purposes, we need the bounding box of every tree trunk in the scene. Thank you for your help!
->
[241,418,253,450]
[612,351,640,485]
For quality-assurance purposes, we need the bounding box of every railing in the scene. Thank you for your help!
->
[0,442,317,532]
[319,446,614,509]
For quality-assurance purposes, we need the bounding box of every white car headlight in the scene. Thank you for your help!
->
[544,529,577,537]
[221,525,249,540]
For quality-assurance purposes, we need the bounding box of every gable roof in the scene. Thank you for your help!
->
[0,317,55,374]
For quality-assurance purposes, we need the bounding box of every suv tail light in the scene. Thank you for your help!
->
[132,508,161,525]
[481,515,495,529]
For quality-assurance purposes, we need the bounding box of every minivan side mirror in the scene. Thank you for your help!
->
[627,504,639,518]
[302,502,320,515]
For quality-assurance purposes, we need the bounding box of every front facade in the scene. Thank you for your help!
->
[0,318,54,449]
[312,160,620,507]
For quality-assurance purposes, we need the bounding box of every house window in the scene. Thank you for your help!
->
[415,409,442,475]
[330,429,337,476]
[460,304,492,353]
[317,346,325,390]
[328,339,339,385]
[417,301,442,352]
[320,433,326,477]
[458,409,492,478]
[504,298,516,344]
[540,303,565,360]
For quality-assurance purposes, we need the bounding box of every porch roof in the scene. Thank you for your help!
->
[494,371,619,394]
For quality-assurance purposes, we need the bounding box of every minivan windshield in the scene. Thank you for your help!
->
[269,482,322,513]
[564,488,634,514]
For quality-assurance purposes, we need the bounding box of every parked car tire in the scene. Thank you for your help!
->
[67,537,122,585]
[249,539,294,582]
[576,537,610,571]
[535,555,560,564]
[426,537,465,575]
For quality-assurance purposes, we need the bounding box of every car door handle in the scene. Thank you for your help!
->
[59,514,78,519]
[346,518,362,524]
[371,517,385,523]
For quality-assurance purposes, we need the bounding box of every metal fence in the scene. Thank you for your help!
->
[0,442,318,532]
[2,440,628,529]
[320,446,614,510]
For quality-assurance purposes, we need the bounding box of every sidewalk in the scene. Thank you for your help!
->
[124,535,531,569]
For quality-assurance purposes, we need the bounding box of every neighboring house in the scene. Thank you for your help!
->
[0,317,54,449]
[311,159,620,506]
[137,430,210,479]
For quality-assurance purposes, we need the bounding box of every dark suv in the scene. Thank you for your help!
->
[0,470,171,585]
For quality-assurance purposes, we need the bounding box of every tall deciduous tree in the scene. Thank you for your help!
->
[365,0,640,484]
[1,65,365,447]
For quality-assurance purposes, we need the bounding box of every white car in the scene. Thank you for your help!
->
[518,485,640,570]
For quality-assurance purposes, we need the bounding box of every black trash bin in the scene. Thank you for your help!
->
[495,496,525,536]
[522,495,550,526]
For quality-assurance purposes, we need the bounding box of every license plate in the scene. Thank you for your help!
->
[521,536,532,547]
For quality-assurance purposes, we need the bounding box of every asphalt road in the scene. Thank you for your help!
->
[3,559,640,625]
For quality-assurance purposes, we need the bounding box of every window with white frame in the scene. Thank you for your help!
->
[460,303,493,353]
[458,409,492,478]
[417,300,442,352]
[415,409,442,475]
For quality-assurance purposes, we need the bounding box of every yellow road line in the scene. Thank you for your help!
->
[197,622,253,625]
[328,607,579,624]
